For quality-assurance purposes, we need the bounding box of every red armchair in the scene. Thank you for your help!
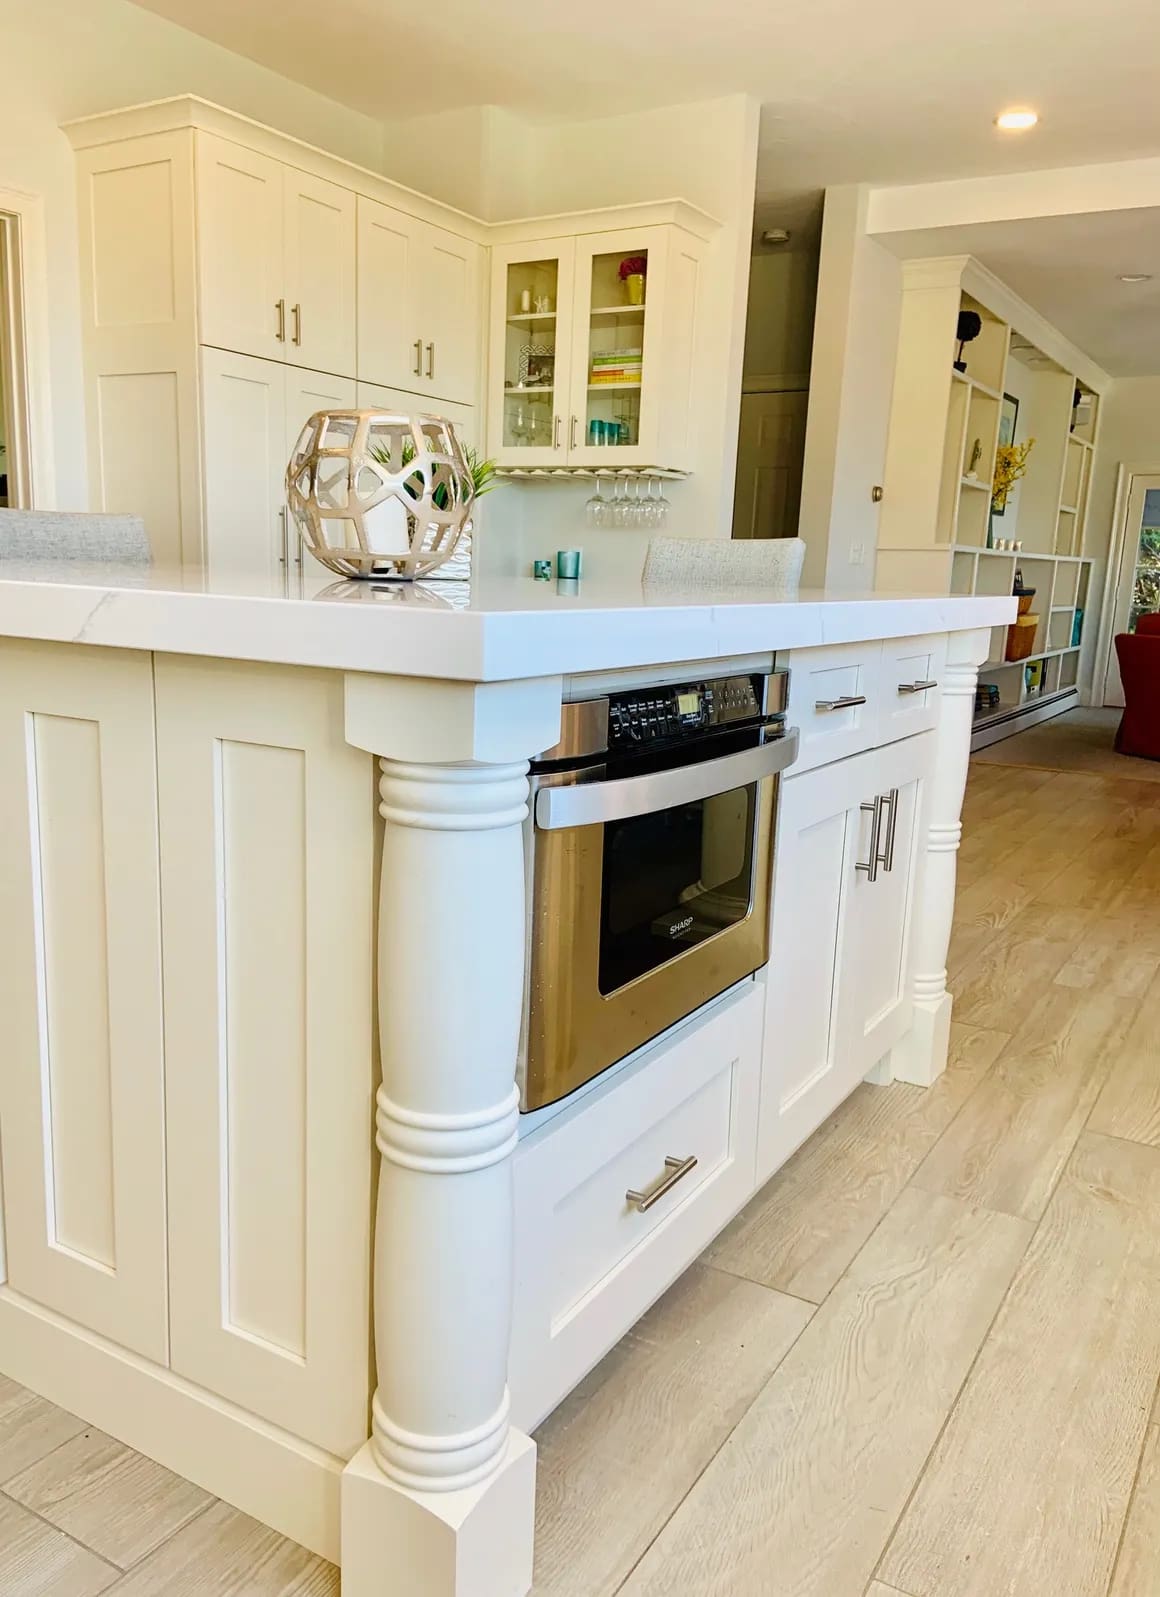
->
[1115,613,1160,758]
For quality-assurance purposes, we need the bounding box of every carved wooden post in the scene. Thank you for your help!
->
[891,626,988,1087]
[341,674,561,1597]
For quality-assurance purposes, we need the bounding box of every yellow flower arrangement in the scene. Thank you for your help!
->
[992,438,1035,512]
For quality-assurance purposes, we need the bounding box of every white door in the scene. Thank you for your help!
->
[564,227,668,468]
[417,224,481,406]
[201,348,287,587]
[840,733,932,1082]
[1101,472,1160,706]
[196,133,285,362]
[488,239,576,466]
[283,169,356,379]
[0,642,168,1362]
[756,751,868,1184]
[356,197,425,390]
[732,390,809,539]
[155,656,376,1457]
[284,368,356,588]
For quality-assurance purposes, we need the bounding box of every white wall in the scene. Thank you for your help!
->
[2,0,388,508]
[798,186,902,591]
[742,249,818,384]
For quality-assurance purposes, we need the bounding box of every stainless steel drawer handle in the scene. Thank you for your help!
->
[626,1154,698,1213]
[275,298,286,341]
[898,680,938,695]
[426,341,435,380]
[857,797,883,882]
[413,338,423,377]
[291,302,302,346]
[815,694,867,713]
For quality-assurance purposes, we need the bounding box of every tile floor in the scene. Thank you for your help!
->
[4,752,1160,1596]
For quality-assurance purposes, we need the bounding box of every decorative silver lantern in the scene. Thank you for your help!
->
[286,410,475,580]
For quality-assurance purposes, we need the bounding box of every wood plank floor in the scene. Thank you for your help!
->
[2,754,1159,1595]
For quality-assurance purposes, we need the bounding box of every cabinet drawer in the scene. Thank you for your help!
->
[786,642,882,773]
[878,634,947,744]
[510,984,761,1431]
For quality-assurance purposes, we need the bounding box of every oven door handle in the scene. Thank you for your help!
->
[534,726,799,831]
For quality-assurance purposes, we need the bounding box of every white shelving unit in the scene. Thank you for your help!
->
[874,258,1106,749]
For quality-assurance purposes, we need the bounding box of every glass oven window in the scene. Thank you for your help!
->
[597,782,756,995]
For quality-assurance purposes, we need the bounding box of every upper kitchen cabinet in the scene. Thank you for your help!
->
[487,210,715,472]
[356,198,481,407]
[197,134,356,377]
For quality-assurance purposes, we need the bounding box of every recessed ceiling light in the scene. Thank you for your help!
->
[1119,273,1153,283]
[995,109,1039,131]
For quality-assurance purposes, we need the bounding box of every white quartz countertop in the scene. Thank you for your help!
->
[0,561,1017,681]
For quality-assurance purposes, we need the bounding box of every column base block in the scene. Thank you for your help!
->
[890,994,953,1088]
[341,1431,536,1597]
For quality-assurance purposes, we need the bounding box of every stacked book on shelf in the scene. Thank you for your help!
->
[590,347,642,386]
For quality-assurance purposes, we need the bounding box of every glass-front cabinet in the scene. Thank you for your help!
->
[487,219,708,471]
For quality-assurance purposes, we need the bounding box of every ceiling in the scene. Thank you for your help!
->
[876,209,1160,377]
[131,0,1160,207]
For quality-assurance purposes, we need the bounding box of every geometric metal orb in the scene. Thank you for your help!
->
[286,410,475,580]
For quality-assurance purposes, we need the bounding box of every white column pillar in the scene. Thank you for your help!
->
[341,674,561,1597]
[891,627,988,1087]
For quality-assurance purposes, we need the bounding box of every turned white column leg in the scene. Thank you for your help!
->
[891,628,988,1087]
[342,756,536,1597]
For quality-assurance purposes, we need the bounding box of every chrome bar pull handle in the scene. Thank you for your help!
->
[815,694,867,713]
[626,1155,698,1214]
[277,505,288,566]
[291,303,302,345]
[553,414,562,449]
[856,797,883,882]
[275,298,286,341]
[426,341,435,379]
[413,338,423,376]
[898,679,938,695]
[879,787,900,872]
[570,415,579,450]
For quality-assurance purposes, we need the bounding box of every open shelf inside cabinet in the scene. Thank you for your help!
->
[956,293,1010,391]
[582,246,651,451]
[500,255,563,453]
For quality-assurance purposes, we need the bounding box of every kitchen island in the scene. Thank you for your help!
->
[0,562,1013,1596]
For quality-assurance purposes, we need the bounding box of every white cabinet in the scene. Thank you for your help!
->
[356,198,481,406]
[154,656,376,1457]
[758,733,932,1183]
[197,134,356,377]
[201,348,354,588]
[0,642,168,1362]
[356,380,475,445]
[487,222,706,470]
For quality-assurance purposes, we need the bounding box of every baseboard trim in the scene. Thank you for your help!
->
[970,687,1078,752]
[0,1287,344,1560]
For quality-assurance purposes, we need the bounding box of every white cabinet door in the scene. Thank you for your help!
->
[155,657,376,1458]
[196,133,285,362]
[487,238,576,466]
[356,197,425,391]
[842,733,933,1079]
[757,752,868,1183]
[284,369,356,590]
[0,642,168,1362]
[356,380,475,445]
[201,348,287,587]
[417,224,481,406]
[283,168,356,378]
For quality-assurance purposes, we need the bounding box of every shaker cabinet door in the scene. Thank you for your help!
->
[356,197,425,390]
[201,347,287,587]
[155,657,376,1457]
[417,223,482,407]
[196,133,285,362]
[283,168,357,378]
[0,642,168,1362]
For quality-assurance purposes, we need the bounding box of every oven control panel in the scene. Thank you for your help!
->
[606,672,783,748]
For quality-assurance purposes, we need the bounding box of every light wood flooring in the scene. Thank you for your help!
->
[3,759,1160,1595]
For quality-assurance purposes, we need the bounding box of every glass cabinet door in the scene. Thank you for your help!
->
[566,229,665,468]
[489,241,574,465]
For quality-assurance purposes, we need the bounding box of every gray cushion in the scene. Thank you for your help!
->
[0,510,150,564]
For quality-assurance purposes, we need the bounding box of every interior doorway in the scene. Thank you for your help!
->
[731,388,809,539]
[1099,470,1160,706]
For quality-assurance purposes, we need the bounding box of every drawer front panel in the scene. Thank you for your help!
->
[510,984,761,1431]
[879,634,947,744]
[786,643,882,773]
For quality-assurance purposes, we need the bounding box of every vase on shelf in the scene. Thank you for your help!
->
[624,273,645,306]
